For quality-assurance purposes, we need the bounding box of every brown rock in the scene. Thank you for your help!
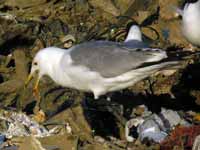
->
[114,0,135,14]
[46,104,92,142]
[159,0,179,20]
[5,0,47,9]
[88,0,120,16]
[13,49,29,81]
[39,134,77,150]
[19,136,46,150]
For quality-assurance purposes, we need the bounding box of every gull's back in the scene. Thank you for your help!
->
[68,41,166,78]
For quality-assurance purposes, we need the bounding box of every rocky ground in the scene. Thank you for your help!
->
[0,0,200,150]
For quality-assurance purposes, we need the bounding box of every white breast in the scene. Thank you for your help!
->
[182,3,200,46]
[54,52,105,92]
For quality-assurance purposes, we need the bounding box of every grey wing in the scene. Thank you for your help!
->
[69,41,167,78]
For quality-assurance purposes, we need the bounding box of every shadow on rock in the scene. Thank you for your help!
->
[171,62,200,111]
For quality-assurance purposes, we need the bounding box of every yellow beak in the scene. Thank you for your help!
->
[25,73,34,86]
[25,70,42,113]
[33,76,40,100]
[25,72,41,100]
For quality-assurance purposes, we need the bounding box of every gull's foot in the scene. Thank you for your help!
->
[32,88,45,123]
[33,108,46,123]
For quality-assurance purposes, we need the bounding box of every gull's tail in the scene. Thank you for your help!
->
[135,50,200,78]
[108,50,199,84]
[134,61,181,77]
[108,60,181,85]
[106,60,181,92]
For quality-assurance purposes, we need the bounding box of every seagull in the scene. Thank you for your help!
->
[178,0,200,47]
[123,25,148,48]
[26,25,179,102]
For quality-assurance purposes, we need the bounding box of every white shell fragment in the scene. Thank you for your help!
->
[0,111,58,138]
[125,106,191,143]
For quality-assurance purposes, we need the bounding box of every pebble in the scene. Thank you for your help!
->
[126,107,191,143]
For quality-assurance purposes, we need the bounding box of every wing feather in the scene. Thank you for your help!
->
[67,41,166,78]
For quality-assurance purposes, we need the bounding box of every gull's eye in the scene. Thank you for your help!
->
[33,62,38,66]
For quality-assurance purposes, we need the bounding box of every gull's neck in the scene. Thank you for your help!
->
[40,47,66,80]
[44,48,73,87]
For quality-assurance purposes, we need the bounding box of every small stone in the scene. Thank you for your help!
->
[94,136,105,143]
[131,105,152,118]
[66,122,72,134]
[134,105,146,116]
[60,35,76,43]
[60,35,76,48]
[125,117,144,142]
[30,126,39,135]
[140,131,168,143]
[64,41,73,49]
[160,108,182,128]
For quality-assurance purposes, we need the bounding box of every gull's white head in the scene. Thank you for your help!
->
[124,25,142,42]
[30,49,50,79]
[26,47,66,85]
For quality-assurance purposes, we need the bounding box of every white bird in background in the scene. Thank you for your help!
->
[123,25,148,48]
[26,25,179,105]
[178,0,200,47]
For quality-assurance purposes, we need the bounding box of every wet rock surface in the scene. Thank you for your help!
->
[0,0,200,149]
